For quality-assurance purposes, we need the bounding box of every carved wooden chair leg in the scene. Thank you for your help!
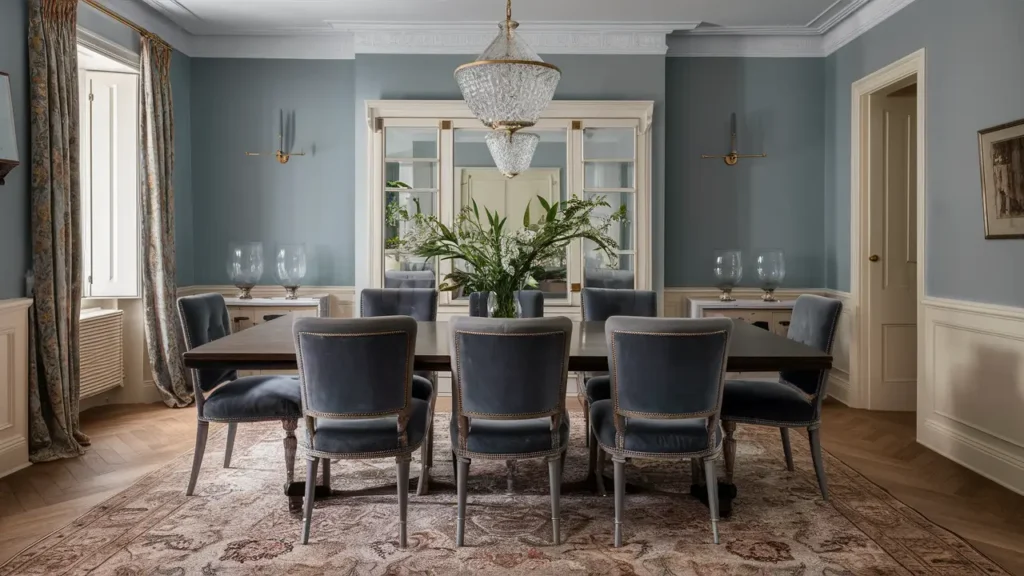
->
[703,456,721,544]
[301,456,319,544]
[548,454,562,545]
[613,455,626,547]
[723,421,737,484]
[186,421,209,496]
[808,426,829,501]
[505,460,516,493]
[223,423,237,468]
[417,439,430,496]
[283,419,298,485]
[780,427,795,471]
[396,454,411,548]
[321,457,331,490]
[456,458,470,546]
[595,447,608,497]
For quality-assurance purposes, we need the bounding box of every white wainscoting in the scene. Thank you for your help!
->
[0,299,32,478]
[823,290,856,407]
[919,297,1024,495]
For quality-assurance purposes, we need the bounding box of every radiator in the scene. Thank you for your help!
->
[79,308,125,399]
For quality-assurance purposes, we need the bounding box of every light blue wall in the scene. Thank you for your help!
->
[0,0,29,298]
[666,58,825,288]
[190,58,355,286]
[353,54,666,292]
[825,0,1024,306]
[171,51,193,286]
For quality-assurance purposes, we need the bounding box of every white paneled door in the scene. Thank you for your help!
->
[459,168,559,231]
[866,87,918,411]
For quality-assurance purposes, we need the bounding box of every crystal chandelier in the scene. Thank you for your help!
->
[486,130,540,178]
[455,0,561,177]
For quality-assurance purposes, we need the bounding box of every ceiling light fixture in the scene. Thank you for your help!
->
[454,0,561,178]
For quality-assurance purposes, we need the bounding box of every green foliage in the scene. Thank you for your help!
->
[397,195,626,316]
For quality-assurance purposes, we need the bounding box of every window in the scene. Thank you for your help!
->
[77,45,141,298]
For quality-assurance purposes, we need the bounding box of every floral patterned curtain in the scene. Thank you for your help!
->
[140,37,191,407]
[26,0,89,462]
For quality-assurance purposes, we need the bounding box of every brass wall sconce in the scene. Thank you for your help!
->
[701,112,766,166]
[246,133,305,164]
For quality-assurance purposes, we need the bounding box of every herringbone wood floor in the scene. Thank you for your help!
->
[1,400,1022,573]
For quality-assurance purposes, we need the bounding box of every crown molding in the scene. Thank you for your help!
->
[820,0,917,54]
[83,0,194,53]
[668,0,915,57]
[330,22,699,55]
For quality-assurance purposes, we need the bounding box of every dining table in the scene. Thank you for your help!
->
[182,315,833,511]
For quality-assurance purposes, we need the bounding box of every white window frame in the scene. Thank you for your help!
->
[78,43,142,299]
[366,100,654,319]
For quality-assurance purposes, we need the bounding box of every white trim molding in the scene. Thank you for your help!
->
[0,299,33,479]
[108,0,916,58]
[919,297,1024,496]
[334,22,697,56]
[849,49,926,410]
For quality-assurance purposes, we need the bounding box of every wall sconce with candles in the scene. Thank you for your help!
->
[701,112,766,166]
[0,72,20,185]
[246,110,306,164]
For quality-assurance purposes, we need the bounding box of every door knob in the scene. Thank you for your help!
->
[869,254,880,262]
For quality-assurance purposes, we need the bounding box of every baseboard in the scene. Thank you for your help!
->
[81,379,165,411]
[920,297,1024,496]
[0,437,30,479]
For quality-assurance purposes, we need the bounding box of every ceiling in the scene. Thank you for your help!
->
[135,0,870,36]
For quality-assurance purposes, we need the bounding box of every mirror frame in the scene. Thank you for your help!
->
[0,71,19,186]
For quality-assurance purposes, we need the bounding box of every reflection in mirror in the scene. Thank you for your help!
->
[383,127,438,287]
[453,128,569,300]
[0,72,18,185]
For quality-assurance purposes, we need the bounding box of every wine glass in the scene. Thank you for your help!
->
[756,250,786,302]
[276,244,307,299]
[713,250,743,302]
[227,241,263,299]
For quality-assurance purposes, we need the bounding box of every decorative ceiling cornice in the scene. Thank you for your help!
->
[331,22,700,55]
[86,0,918,59]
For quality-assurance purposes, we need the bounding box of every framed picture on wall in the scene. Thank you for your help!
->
[978,118,1024,239]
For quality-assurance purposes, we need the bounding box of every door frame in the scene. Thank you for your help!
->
[849,49,926,410]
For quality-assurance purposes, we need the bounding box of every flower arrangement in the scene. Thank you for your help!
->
[400,195,625,317]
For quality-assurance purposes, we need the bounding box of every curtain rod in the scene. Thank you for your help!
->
[81,0,172,49]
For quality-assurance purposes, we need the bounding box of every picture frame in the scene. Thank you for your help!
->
[978,118,1024,239]
[0,71,19,186]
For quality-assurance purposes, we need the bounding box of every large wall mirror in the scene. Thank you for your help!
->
[367,100,653,318]
[0,72,19,185]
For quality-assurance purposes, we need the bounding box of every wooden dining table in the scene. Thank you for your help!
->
[182,315,831,510]
[182,315,833,373]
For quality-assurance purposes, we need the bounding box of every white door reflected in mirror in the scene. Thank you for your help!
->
[0,72,20,185]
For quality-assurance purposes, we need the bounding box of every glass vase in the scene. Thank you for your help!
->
[713,249,743,302]
[276,244,307,299]
[227,241,264,299]
[487,290,522,319]
[756,250,786,302]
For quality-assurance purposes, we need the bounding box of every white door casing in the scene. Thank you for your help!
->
[459,168,559,230]
[866,87,918,411]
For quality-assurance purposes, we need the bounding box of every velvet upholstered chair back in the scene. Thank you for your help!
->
[177,293,237,393]
[450,316,571,418]
[467,291,545,318]
[293,316,417,419]
[582,288,657,321]
[360,288,438,321]
[779,295,843,400]
[605,317,733,419]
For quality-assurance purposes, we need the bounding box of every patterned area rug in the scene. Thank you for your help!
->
[0,414,1007,575]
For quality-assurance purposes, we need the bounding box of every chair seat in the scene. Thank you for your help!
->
[722,379,816,425]
[584,375,611,403]
[450,413,569,456]
[590,400,720,456]
[202,375,301,421]
[310,398,430,456]
[412,374,433,401]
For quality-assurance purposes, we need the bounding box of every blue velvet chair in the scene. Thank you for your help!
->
[721,294,843,501]
[384,270,435,288]
[467,290,545,318]
[578,288,658,449]
[177,294,302,496]
[360,288,438,494]
[593,316,734,546]
[449,316,572,546]
[293,316,432,547]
